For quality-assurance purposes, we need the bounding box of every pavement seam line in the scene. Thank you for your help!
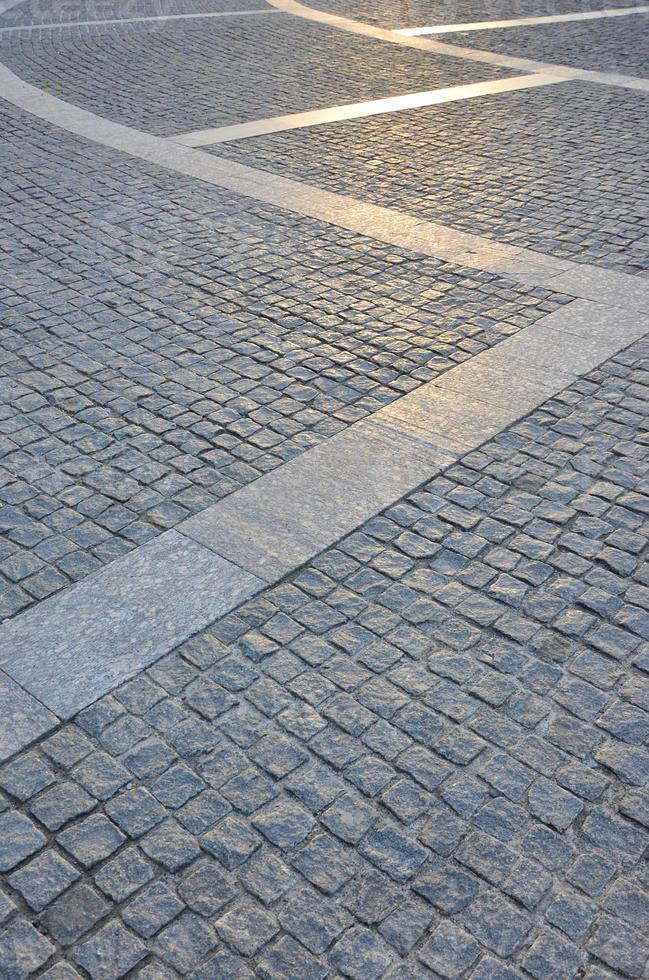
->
[396,4,649,34]
[2,61,649,310]
[264,0,649,92]
[172,73,565,145]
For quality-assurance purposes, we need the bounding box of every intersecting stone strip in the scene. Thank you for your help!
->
[3,61,649,312]
[0,532,263,721]
[266,0,649,92]
[396,4,649,35]
[173,73,564,145]
[0,7,282,33]
[1,298,646,734]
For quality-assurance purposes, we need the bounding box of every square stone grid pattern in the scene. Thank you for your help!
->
[0,102,568,620]
[1,338,648,979]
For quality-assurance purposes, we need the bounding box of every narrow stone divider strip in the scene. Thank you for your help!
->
[265,0,649,92]
[0,8,281,33]
[2,62,649,312]
[0,300,646,738]
[396,4,649,35]
[0,671,58,763]
[173,73,563,145]
[0,532,263,721]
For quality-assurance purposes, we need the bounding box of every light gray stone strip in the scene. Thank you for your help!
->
[3,62,649,311]
[0,300,646,731]
[0,8,281,33]
[397,4,649,35]
[0,0,25,15]
[182,297,648,578]
[0,671,59,763]
[265,0,649,92]
[173,73,563,145]
[181,422,457,581]
[0,531,263,719]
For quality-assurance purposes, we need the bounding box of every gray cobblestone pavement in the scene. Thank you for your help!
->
[0,103,567,620]
[443,16,649,76]
[299,0,640,28]
[214,80,649,276]
[0,16,515,135]
[0,0,268,27]
[1,338,649,978]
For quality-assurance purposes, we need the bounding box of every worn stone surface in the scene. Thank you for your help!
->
[1,342,649,976]
[0,101,568,619]
[0,16,514,134]
[216,80,649,276]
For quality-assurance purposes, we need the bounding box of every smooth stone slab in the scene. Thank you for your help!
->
[182,497,325,584]
[375,384,519,453]
[0,532,262,719]
[551,268,649,312]
[0,8,281,31]
[174,74,561,146]
[532,299,649,343]
[434,358,568,409]
[0,671,58,763]
[479,327,616,378]
[183,424,453,581]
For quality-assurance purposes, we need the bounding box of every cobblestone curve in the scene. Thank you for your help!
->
[1,337,648,979]
[298,0,640,28]
[0,103,568,621]
[0,14,514,135]
[213,80,649,277]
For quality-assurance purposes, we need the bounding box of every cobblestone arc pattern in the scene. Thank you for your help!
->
[0,103,568,621]
[443,13,649,77]
[300,0,642,27]
[0,0,268,27]
[1,339,649,978]
[213,79,649,277]
[0,15,516,135]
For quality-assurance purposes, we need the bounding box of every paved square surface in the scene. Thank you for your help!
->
[0,0,648,976]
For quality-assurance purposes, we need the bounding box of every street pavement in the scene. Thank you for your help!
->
[0,0,648,977]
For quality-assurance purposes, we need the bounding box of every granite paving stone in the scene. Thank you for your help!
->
[0,15,515,134]
[0,102,568,619]
[1,0,649,973]
[1,342,648,975]
[216,80,649,276]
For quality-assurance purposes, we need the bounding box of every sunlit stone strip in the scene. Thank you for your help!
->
[0,7,281,32]
[265,0,649,92]
[3,61,649,311]
[0,0,24,15]
[174,73,563,146]
[1,299,645,732]
[181,300,648,581]
[397,4,649,35]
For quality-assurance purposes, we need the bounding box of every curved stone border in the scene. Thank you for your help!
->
[397,4,649,35]
[1,55,648,752]
[2,61,649,308]
[265,0,649,91]
[0,0,25,15]
[0,296,646,735]
[173,72,564,144]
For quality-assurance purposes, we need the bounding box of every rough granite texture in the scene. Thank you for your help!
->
[214,80,649,277]
[1,341,648,978]
[0,15,515,134]
[299,0,639,28]
[0,103,567,619]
